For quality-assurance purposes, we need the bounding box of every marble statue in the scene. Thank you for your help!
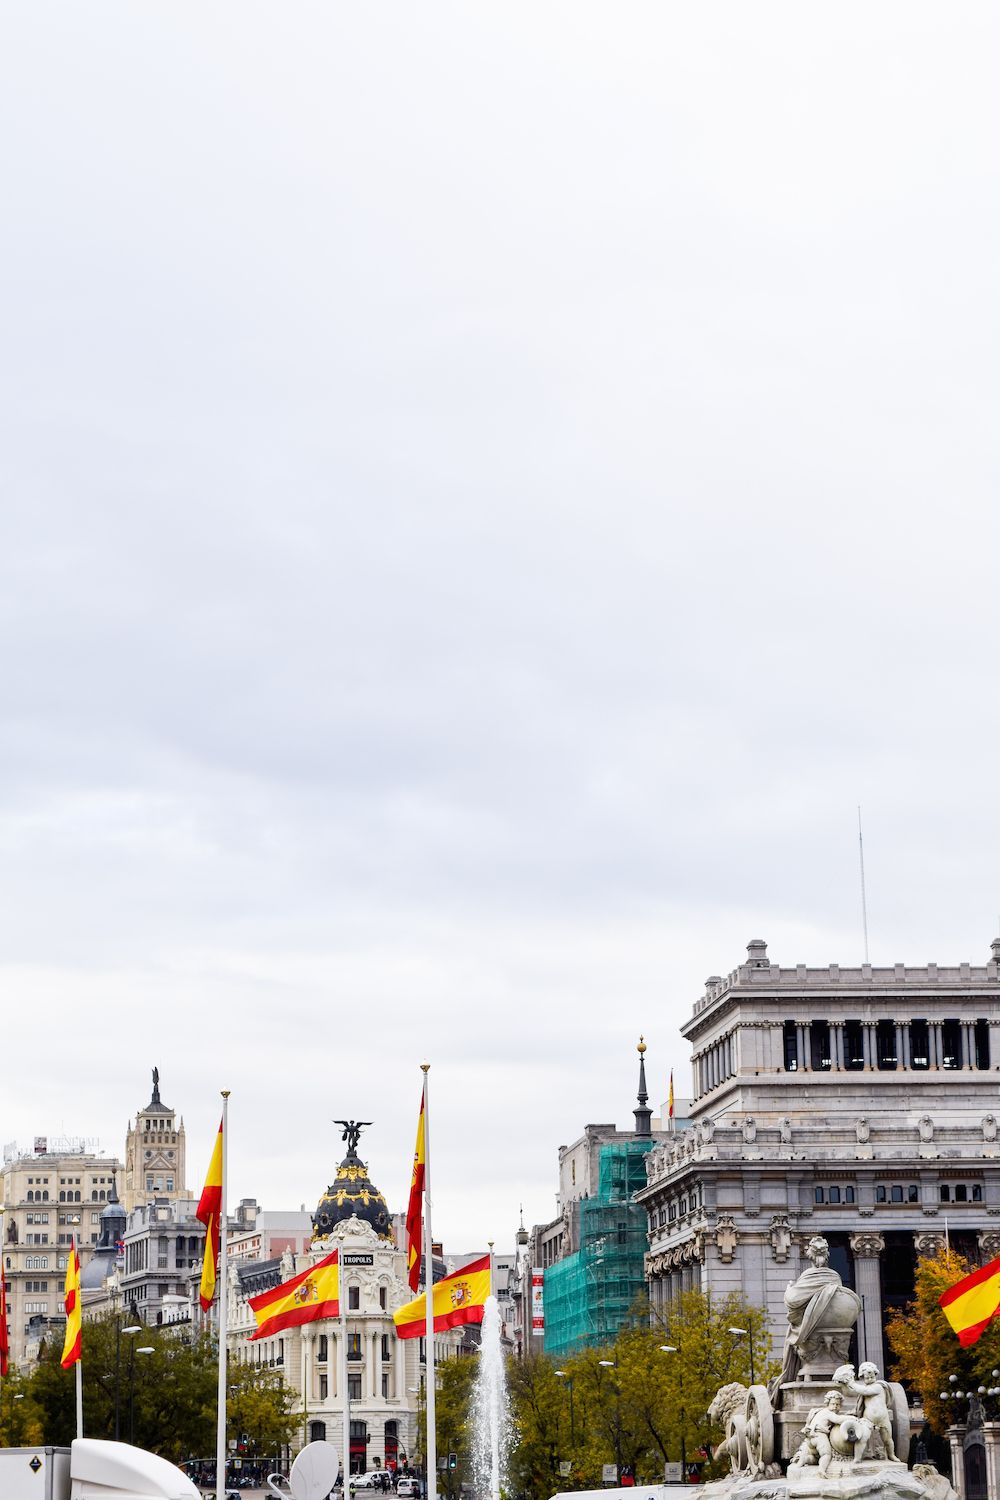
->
[775,1235,862,1386]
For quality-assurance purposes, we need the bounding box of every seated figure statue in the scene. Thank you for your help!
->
[774,1236,862,1388]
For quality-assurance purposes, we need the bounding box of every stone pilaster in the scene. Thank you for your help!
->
[850,1231,886,1369]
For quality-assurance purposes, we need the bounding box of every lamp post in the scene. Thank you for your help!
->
[660,1346,687,1480]
[728,1326,756,1387]
[117,1323,143,1442]
[554,1371,576,1445]
[598,1358,623,1482]
[128,1343,154,1445]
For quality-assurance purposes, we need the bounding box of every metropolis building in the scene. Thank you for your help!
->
[638,938,1000,1372]
[228,1126,465,1473]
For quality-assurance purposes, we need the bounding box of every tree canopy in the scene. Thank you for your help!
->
[887,1246,1000,1437]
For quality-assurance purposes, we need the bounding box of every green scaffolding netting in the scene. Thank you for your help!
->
[542,1138,654,1358]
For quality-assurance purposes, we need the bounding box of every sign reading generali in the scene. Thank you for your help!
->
[531,1267,544,1334]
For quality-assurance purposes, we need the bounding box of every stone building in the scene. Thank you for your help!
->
[1,1139,122,1367]
[123,1069,188,1214]
[638,938,1000,1372]
[228,1126,467,1472]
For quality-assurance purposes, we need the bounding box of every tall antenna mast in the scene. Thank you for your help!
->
[858,805,870,963]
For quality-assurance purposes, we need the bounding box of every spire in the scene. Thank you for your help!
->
[633,1036,652,1138]
[516,1204,528,1247]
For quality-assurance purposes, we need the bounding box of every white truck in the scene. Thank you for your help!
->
[0,1438,199,1500]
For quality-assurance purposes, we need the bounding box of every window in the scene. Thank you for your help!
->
[876,1185,887,1203]
[877,1020,897,1070]
[348,1285,360,1311]
[955,1185,968,1203]
[908,1184,919,1203]
[348,1333,362,1359]
[844,1021,864,1071]
[318,1335,328,1362]
[379,1285,388,1310]
[814,1187,824,1204]
[382,1373,390,1399]
[381,1335,390,1361]
[828,1186,841,1204]
[319,1375,328,1401]
[810,1020,832,1070]
[976,1019,991,1071]
[942,1019,963,1069]
[348,1374,362,1400]
[891,1186,903,1203]
[909,1020,929,1069]
[845,1186,855,1204]
[974,1186,983,1202]
[783,1020,798,1071]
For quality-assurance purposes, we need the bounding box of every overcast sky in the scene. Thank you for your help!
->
[3,4,1000,1250]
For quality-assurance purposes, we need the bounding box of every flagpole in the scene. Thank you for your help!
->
[74,1302,83,1440]
[341,1253,350,1482]
[421,1066,437,1500]
[216,1091,230,1497]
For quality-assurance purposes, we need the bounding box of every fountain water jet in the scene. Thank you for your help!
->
[471,1295,513,1500]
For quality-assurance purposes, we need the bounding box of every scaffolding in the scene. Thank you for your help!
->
[543,1138,654,1357]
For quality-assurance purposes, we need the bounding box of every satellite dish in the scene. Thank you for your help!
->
[289,1441,341,1500]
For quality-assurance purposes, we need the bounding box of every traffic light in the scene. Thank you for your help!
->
[448,1454,457,1470]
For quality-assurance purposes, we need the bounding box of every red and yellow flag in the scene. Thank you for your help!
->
[393,1253,490,1340]
[248,1249,340,1342]
[0,1257,9,1376]
[60,1238,82,1369]
[196,1118,224,1311]
[405,1092,426,1293]
[668,1070,675,1120]
[940,1256,1000,1346]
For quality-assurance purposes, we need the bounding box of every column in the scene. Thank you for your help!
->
[929,1021,942,1069]
[850,1232,886,1369]
[331,1330,338,1398]
[862,1022,875,1070]
[368,1328,377,1399]
[394,1324,405,1402]
[302,1329,313,1405]
[797,1024,809,1071]
[895,1023,906,1070]
[831,1021,844,1071]
[964,1022,976,1070]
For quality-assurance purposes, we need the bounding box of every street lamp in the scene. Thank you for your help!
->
[597,1360,622,1482]
[728,1326,756,1386]
[554,1371,576,1445]
[128,1343,154,1444]
[659,1345,687,1479]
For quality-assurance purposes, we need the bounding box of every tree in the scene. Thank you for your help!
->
[19,1315,296,1464]
[505,1288,773,1499]
[415,1354,477,1499]
[887,1247,1000,1437]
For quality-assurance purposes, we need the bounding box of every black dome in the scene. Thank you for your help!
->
[312,1142,392,1242]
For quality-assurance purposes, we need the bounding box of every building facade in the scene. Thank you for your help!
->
[227,1127,467,1472]
[639,937,1000,1373]
[1,1139,122,1367]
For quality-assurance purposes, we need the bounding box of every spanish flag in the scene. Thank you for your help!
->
[405,1092,426,1293]
[196,1118,224,1312]
[668,1070,675,1120]
[60,1238,82,1369]
[0,1257,9,1376]
[393,1253,490,1340]
[940,1256,1000,1346]
[248,1249,340,1341]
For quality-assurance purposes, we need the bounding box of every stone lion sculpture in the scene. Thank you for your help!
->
[708,1382,750,1472]
[913,1465,958,1500]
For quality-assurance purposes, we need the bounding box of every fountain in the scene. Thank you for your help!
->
[704,1236,956,1500]
[471,1294,513,1500]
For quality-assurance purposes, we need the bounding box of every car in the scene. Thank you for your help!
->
[396,1479,420,1497]
[351,1474,388,1490]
